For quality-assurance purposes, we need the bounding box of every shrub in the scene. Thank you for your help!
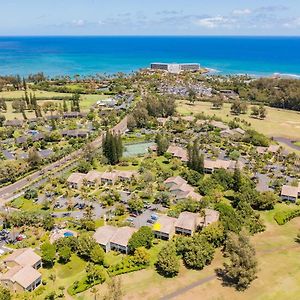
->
[274,209,300,225]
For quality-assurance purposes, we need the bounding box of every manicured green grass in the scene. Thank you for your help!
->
[10,197,42,211]
[1,90,109,119]
[0,90,70,99]
[35,255,87,299]
[293,141,300,147]
[104,251,125,266]
[177,100,300,140]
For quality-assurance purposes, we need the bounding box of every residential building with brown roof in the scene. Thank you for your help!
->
[164,176,187,189]
[110,226,137,254]
[117,171,137,181]
[152,215,177,240]
[202,209,220,227]
[0,248,42,292]
[167,145,188,162]
[3,248,42,269]
[204,159,238,173]
[93,225,118,252]
[67,172,86,189]
[281,185,299,202]
[85,170,102,186]
[175,212,201,236]
[100,172,118,184]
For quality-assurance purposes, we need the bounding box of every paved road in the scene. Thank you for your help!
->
[273,137,300,151]
[0,117,126,203]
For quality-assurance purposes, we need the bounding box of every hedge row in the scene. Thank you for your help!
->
[274,209,300,225]
[68,276,105,296]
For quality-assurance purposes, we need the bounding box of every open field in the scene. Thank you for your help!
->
[1,90,109,119]
[177,100,300,140]
[76,206,300,300]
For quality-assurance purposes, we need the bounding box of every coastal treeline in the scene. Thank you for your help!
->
[207,76,300,111]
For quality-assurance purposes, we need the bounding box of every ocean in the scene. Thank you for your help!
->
[0,36,300,77]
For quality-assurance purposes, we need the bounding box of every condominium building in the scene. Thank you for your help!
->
[150,63,200,73]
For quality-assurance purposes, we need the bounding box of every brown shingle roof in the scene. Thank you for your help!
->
[110,227,137,247]
[281,185,299,198]
[11,265,41,289]
[93,225,118,246]
[164,176,187,186]
[67,172,86,184]
[153,215,177,235]
[175,212,200,231]
[85,170,102,183]
[4,248,41,267]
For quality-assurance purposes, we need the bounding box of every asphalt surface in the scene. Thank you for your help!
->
[273,137,300,151]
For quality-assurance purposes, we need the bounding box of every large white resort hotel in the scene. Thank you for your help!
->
[150,62,200,73]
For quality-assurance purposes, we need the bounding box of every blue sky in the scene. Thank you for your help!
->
[1,0,300,35]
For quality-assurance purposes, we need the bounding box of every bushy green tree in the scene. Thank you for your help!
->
[156,242,179,278]
[182,235,215,270]
[90,244,105,264]
[187,140,204,174]
[85,263,106,284]
[77,233,98,260]
[128,196,144,213]
[132,247,150,266]
[58,246,71,263]
[0,285,11,300]
[201,222,225,247]
[223,231,257,291]
[252,191,279,210]
[155,133,169,156]
[41,242,56,267]
[128,226,154,253]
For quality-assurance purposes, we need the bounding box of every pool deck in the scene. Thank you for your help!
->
[50,229,77,244]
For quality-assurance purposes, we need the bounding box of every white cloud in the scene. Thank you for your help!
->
[283,17,300,28]
[72,19,86,27]
[232,9,252,16]
[194,16,234,28]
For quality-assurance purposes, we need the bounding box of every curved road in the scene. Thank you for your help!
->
[0,117,127,203]
[273,137,300,151]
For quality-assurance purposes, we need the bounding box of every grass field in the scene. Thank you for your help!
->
[76,205,300,300]
[1,90,109,119]
[177,100,300,140]
[293,141,300,147]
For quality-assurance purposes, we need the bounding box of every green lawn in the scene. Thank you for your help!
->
[1,90,110,119]
[76,206,300,300]
[10,197,42,211]
[177,100,300,140]
[35,255,87,299]
[293,141,300,147]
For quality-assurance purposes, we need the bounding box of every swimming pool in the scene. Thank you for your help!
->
[64,231,74,237]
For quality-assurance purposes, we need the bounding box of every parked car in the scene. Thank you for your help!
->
[151,214,158,221]
[147,219,155,224]
[130,213,138,218]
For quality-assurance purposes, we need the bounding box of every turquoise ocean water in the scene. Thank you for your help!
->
[0,36,299,77]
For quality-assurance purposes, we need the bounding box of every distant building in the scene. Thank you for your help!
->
[150,63,200,74]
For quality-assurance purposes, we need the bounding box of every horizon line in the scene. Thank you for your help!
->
[0,34,300,38]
